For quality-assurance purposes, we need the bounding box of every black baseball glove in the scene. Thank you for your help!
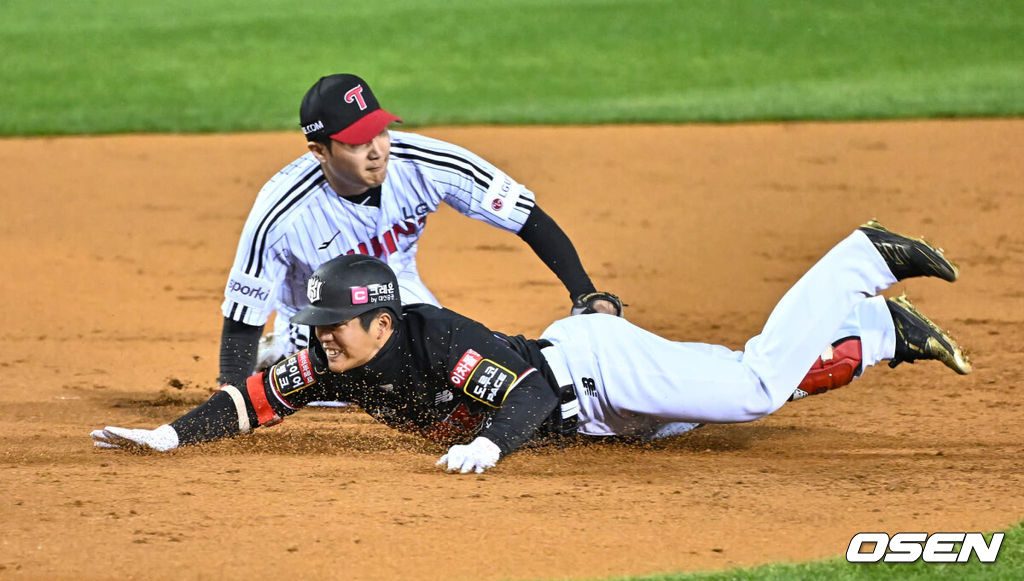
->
[570,291,626,317]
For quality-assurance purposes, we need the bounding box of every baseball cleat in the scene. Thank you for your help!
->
[859,219,958,282]
[886,294,971,375]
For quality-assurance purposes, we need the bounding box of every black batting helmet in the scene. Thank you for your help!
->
[291,255,401,326]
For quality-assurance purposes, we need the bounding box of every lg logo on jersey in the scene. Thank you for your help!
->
[846,532,1003,563]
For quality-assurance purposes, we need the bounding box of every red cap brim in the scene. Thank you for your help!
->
[330,109,402,144]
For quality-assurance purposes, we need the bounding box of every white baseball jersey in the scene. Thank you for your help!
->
[539,230,898,437]
[222,130,537,334]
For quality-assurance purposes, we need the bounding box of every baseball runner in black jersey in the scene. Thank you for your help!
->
[92,222,972,473]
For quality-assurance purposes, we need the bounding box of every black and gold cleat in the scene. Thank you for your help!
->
[859,219,959,282]
[887,295,971,375]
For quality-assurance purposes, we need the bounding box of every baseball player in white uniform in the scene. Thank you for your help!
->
[219,74,622,389]
[94,220,971,474]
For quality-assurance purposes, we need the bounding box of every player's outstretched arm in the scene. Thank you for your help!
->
[90,383,261,452]
[90,349,323,452]
[516,206,623,316]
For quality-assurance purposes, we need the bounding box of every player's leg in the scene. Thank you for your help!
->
[790,295,894,400]
[736,228,897,413]
[541,223,962,433]
[729,221,960,410]
[792,291,971,400]
[542,313,790,434]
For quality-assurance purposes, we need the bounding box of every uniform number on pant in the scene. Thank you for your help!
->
[581,377,598,397]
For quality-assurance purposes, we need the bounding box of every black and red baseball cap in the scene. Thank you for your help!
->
[299,74,402,145]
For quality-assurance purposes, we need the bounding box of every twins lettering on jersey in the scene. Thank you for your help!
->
[319,201,430,252]
[347,217,424,257]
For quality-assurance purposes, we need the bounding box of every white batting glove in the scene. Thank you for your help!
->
[90,424,179,452]
[436,437,501,474]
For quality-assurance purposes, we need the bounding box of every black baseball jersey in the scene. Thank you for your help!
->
[257,304,573,454]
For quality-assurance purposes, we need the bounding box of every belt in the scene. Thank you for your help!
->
[540,345,580,436]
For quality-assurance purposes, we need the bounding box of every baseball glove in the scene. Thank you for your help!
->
[571,291,626,317]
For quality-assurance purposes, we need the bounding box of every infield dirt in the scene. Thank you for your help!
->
[2,120,1022,580]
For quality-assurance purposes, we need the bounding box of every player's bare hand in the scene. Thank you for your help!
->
[588,299,619,315]
[436,437,501,474]
[570,291,625,317]
[90,425,179,452]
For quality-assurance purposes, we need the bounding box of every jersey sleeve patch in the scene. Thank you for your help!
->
[450,349,484,387]
[480,171,523,221]
[225,268,275,312]
[450,350,518,408]
[270,351,317,399]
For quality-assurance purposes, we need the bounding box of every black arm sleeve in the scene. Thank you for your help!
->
[218,317,262,387]
[477,372,560,456]
[516,205,596,299]
[170,390,249,446]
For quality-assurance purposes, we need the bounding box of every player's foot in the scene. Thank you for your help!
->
[887,294,971,374]
[859,219,958,282]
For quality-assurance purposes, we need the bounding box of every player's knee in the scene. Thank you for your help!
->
[797,338,863,397]
[742,397,779,420]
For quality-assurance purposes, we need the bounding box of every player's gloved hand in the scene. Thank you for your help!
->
[90,424,179,452]
[436,437,501,474]
[571,292,626,317]
[254,332,288,372]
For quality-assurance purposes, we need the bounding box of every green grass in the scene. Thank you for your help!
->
[593,525,1022,581]
[1,0,1022,135]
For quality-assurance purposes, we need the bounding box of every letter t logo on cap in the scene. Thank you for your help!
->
[344,86,368,110]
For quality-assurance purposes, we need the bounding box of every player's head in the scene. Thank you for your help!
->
[293,254,402,327]
[301,74,399,195]
[300,74,401,147]
[293,255,402,373]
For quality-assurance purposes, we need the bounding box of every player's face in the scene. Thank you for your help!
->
[314,314,390,373]
[311,129,391,197]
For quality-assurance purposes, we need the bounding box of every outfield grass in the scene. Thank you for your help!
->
[1,0,1022,135]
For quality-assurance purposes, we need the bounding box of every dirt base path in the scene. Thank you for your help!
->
[2,120,1022,580]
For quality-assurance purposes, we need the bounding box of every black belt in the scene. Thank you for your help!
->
[540,344,580,438]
